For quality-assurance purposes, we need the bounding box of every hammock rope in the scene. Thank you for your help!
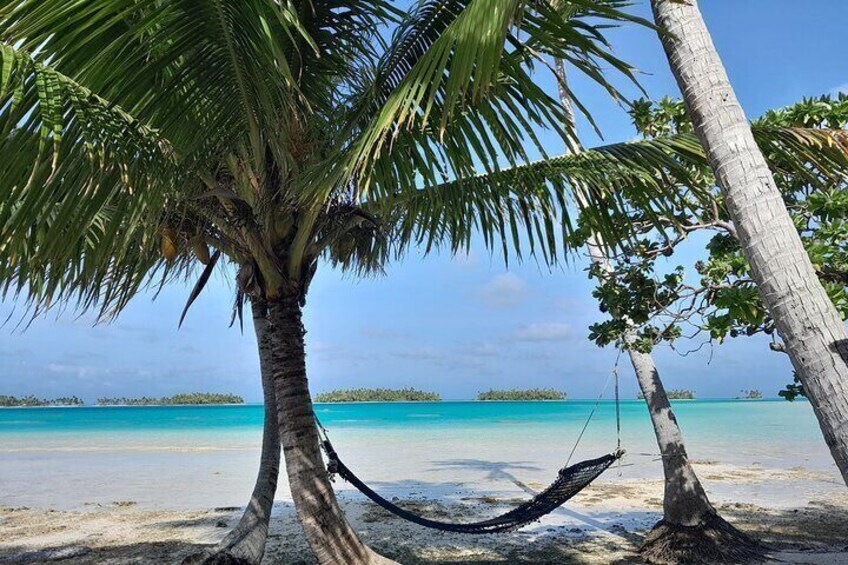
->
[316,354,625,534]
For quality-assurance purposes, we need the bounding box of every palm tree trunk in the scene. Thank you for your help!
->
[555,61,712,521]
[184,300,281,565]
[630,342,765,565]
[554,60,762,563]
[585,246,762,564]
[265,294,395,565]
[651,0,848,486]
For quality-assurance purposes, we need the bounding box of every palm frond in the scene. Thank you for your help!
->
[304,0,649,207]
[0,44,179,317]
[0,0,306,165]
[371,126,848,264]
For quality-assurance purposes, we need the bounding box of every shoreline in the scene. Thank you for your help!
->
[1,400,844,563]
[2,461,846,564]
[0,403,249,409]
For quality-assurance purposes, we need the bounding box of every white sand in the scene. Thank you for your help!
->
[2,423,848,563]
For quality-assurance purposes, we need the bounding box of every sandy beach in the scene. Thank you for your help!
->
[2,460,847,564]
[2,402,847,564]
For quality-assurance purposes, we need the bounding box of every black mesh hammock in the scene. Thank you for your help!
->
[317,364,625,534]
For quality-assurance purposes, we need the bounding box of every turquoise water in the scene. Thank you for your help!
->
[0,399,823,449]
[0,400,839,510]
[0,398,816,433]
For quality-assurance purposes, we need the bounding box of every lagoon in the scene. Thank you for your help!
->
[0,399,838,509]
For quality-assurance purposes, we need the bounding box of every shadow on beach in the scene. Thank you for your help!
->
[2,477,847,565]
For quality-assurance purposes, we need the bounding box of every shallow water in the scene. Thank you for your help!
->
[0,400,839,510]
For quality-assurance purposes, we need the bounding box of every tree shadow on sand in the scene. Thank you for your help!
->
[0,540,208,565]
[4,484,846,565]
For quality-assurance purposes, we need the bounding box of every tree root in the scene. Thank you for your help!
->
[640,512,769,565]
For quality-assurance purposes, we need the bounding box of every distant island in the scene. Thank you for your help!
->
[314,388,441,403]
[0,395,85,407]
[737,389,763,400]
[97,393,244,406]
[638,389,695,400]
[477,388,566,401]
[2,393,244,407]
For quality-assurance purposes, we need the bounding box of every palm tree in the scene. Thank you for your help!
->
[553,59,763,563]
[2,1,844,563]
[649,0,848,486]
[0,1,672,563]
[187,300,281,564]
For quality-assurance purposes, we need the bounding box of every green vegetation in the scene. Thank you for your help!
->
[0,395,85,407]
[638,389,695,400]
[737,390,763,400]
[779,374,807,401]
[96,393,243,406]
[588,95,848,400]
[477,388,566,401]
[314,388,440,403]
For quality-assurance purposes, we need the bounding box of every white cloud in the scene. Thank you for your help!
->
[309,342,368,362]
[45,363,104,378]
[474,273,530,309]
[311,341,346,353]
[507,322,572,343]
[360,327,412,340]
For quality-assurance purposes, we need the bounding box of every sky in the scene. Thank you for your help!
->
[2,1,848,403]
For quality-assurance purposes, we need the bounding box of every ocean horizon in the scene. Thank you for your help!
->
[0,400,829,472]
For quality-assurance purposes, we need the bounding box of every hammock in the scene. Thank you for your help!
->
[322,437,622,534]
[317,360,625,534]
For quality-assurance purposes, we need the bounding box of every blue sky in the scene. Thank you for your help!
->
[2,1,848,402]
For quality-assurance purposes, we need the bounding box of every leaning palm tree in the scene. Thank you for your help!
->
[649,0,848,487]
[0,1,675,563]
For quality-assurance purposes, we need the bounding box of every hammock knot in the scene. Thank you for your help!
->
[322,439,340,479]
[327,459,339,477]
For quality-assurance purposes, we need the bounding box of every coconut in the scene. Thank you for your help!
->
[191,236,211,265]
[161,228,178,262]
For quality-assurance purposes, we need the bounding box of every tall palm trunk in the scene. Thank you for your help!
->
[555,61,761,564]
[651,0,848,485]
[265,294,395,565]
[185,300,281,565]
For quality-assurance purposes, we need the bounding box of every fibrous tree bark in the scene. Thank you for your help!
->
[651,0,848,486]
[266,293,396,565]
[627,344,763,564]
[554,59,763,564]
[184,300,281,565]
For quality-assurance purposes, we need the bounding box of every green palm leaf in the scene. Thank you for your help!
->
[373,127,848,265]
[4,0,843,327]
[307,0,648,207]
[0,45,178,316]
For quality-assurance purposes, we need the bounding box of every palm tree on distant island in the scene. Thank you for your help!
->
[2,1,847,564]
